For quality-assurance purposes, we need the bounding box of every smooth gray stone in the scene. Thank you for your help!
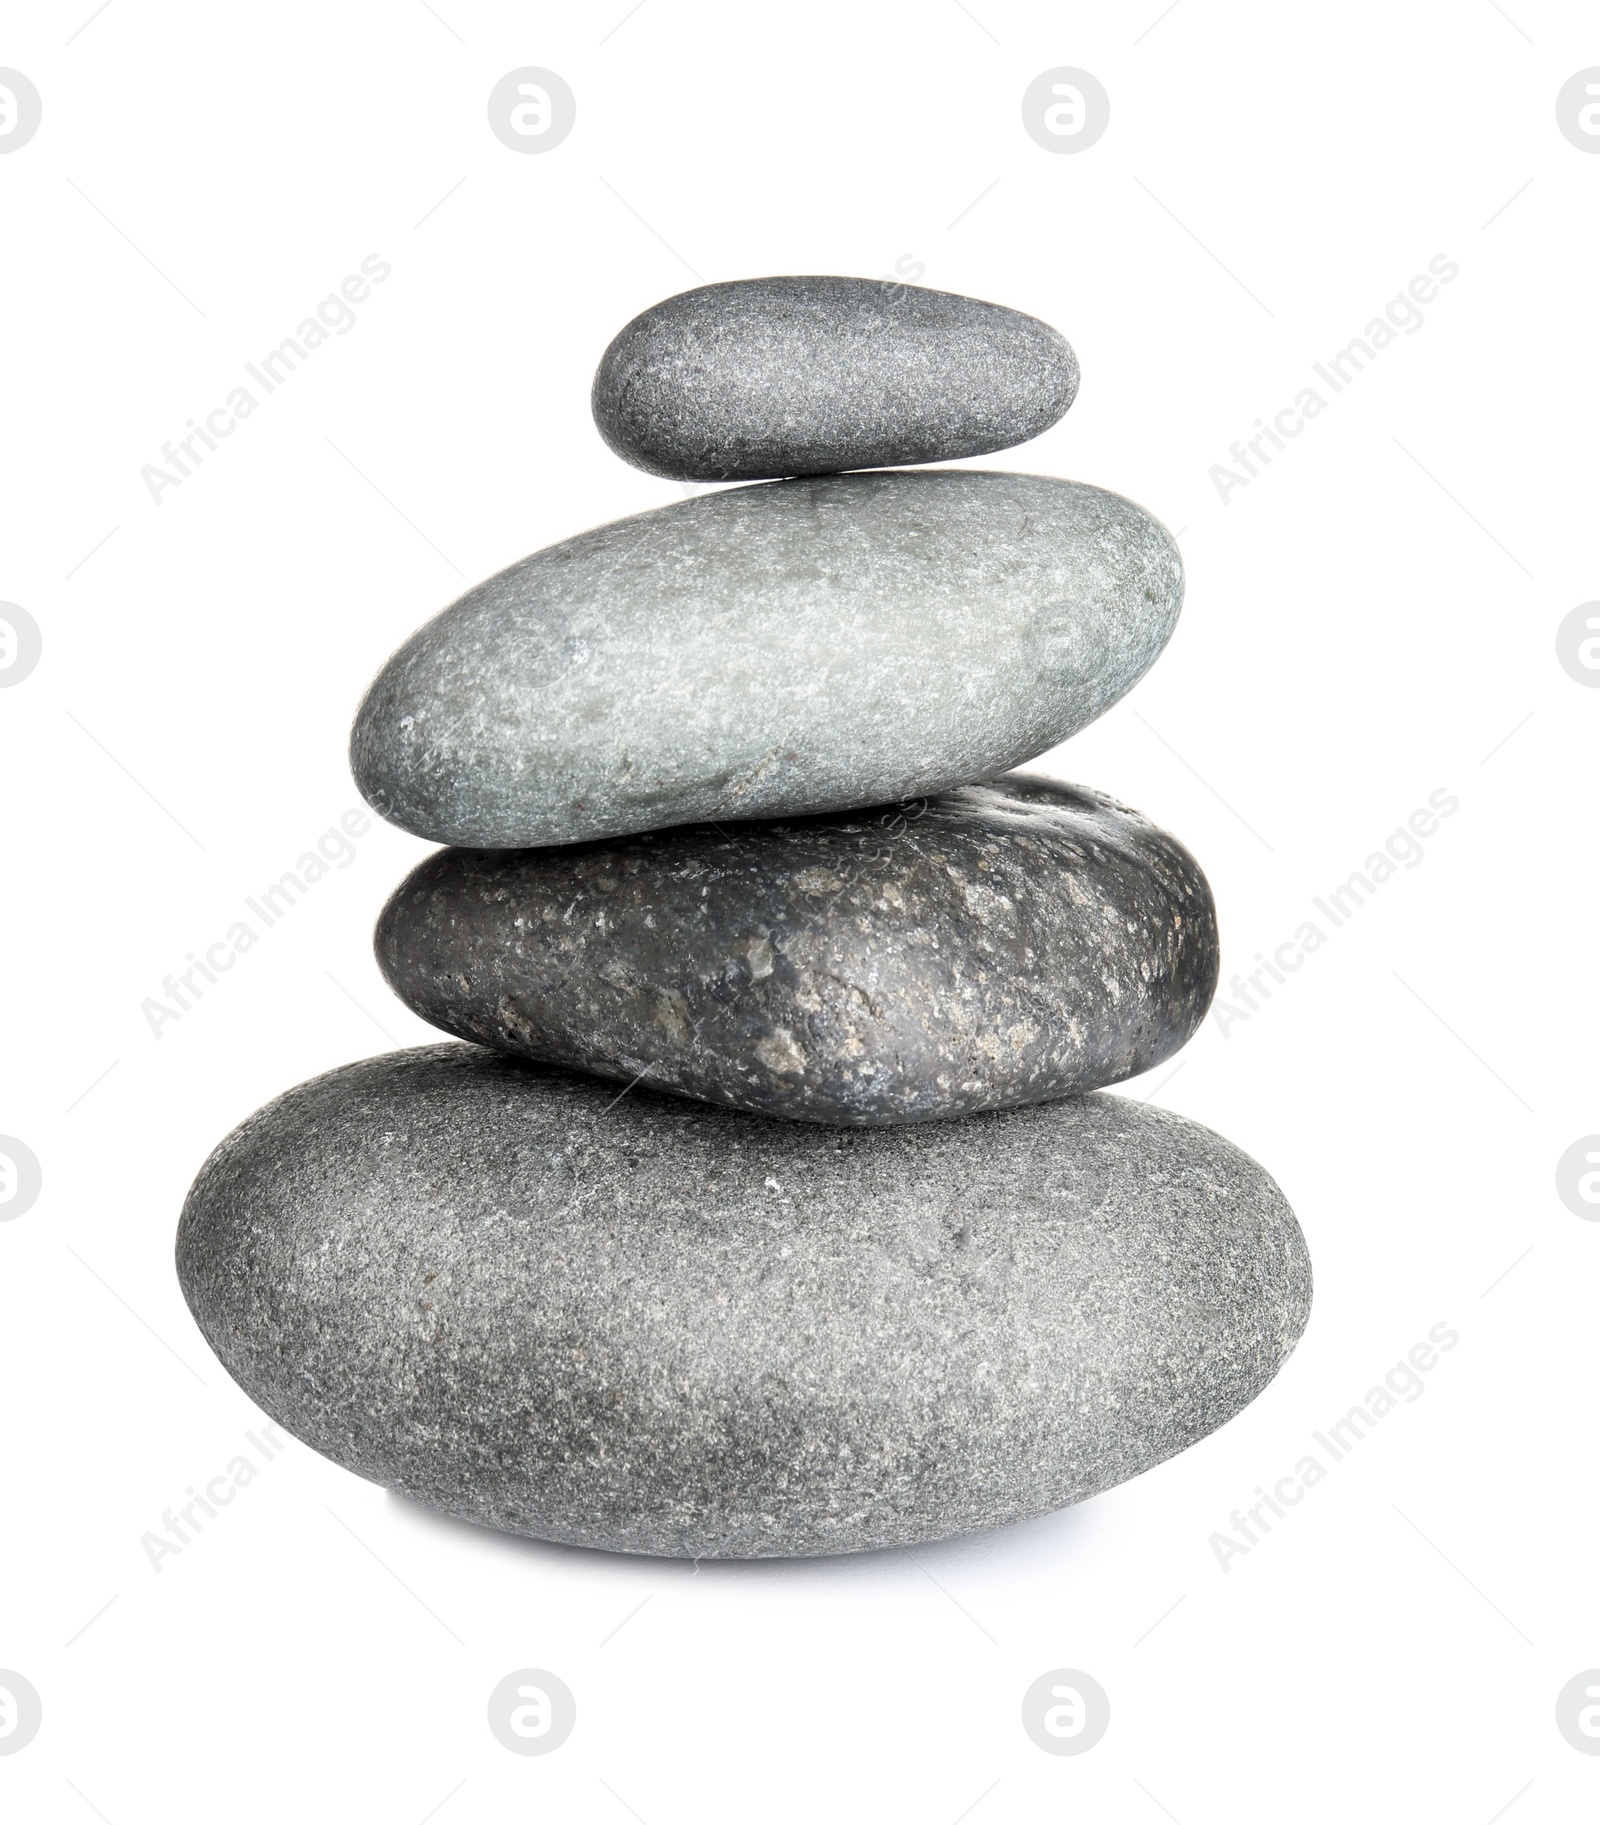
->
[374,775,1219,1125]
[176,1045,1311,1559]
[350,471,1182,849]
[591,275,1079,481]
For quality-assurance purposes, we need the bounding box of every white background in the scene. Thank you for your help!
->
[2,1,1596,1818]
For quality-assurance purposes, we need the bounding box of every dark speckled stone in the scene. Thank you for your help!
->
[592,275,1079,482]
[175,1043,1311,1559]
[374,775,1220,1125]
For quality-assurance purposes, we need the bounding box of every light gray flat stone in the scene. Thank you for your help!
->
[350,471,1182,849]
[176,1045,1311,1559]
[591,275,1079,481]
[375,775,1220,1124]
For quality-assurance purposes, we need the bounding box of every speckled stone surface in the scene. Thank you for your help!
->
[176,1044,1311,1559]
[351,471,1183,849]
[375,776,1219,1125]
[591,276,1079,481]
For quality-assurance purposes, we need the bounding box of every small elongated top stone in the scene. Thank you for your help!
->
[592,276,1079,481]
[374,776,1220,1124]
[350,470,1183,849]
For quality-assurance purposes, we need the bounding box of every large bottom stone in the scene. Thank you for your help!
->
[176,1045,1312,1558]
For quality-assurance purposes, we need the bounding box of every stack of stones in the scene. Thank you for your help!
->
[177,278,1312,1560]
